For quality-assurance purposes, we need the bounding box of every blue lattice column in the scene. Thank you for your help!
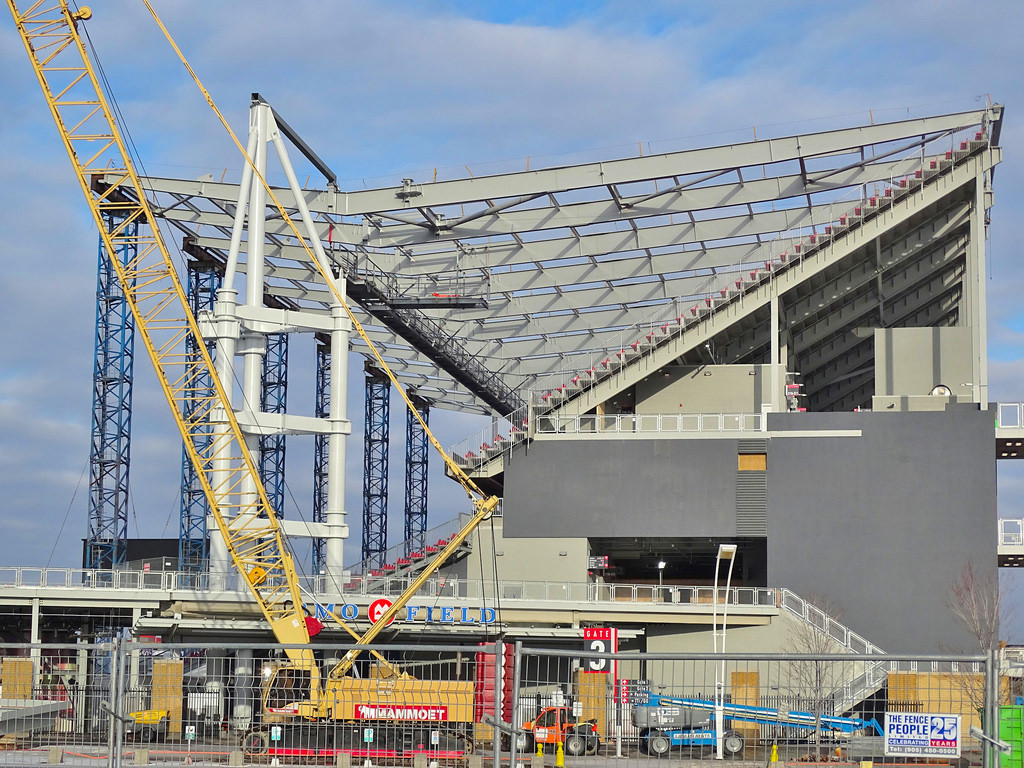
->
[312,339,330,575]
[178,259,222,571]
[86,214,137,569]
[362,363,390,569]
[404,394,429,556]
[258,333,289,516]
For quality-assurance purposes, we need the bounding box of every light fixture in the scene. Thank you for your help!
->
[713,543,737,759]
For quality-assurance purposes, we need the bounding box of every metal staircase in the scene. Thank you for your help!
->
[779,589,889,715]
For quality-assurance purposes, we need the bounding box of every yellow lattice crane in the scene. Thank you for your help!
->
[8,0,501,741]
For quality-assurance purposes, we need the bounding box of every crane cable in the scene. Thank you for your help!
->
[138,0,491,507]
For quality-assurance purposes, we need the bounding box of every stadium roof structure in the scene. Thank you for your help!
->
[140,104,1003,418]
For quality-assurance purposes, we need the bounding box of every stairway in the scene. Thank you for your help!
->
[779,589,889,715]
[346,514,480,580]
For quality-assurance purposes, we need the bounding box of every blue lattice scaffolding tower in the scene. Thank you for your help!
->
[362,363,390,569]
[312,337,330,575]
[404,393,429,555]
[86,214,137,569]
[259,332,289,516]
[178,259,222,571]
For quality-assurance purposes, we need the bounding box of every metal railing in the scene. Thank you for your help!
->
[1000,518,1024,546]
[997,403,1024,428]
[0,565,778,608]
[536,412,763,435]
[779,588,883,656]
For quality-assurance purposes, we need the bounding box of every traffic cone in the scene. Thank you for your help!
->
[770,743,779,765]
[536,739,544,758]
[555,741,565,768]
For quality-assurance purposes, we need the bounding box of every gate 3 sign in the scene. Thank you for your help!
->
[885,713,961,757]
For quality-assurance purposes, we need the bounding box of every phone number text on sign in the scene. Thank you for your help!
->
[884,713,960,757]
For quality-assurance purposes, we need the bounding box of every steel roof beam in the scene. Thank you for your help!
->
[142,108,990,214]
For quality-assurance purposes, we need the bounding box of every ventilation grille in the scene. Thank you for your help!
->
[738,438,768,454]
[736,471,767,535]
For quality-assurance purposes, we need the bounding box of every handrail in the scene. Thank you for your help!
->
[1000,518,1024,546]
[535,412,763,435]
[779,588,883,655]
[0,566,778,607]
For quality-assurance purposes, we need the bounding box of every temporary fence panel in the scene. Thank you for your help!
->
[0,641,124,765]
[513,647,1002,768]
[0,640,1014,767]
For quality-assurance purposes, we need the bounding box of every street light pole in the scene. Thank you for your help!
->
[713,543,737,760]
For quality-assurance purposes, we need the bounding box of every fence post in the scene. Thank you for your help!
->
[511,641,523,766]
[493,637,503,767]
[105,638,121,768]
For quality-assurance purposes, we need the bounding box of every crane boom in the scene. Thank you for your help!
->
[7,0,314,654]
[11,0,503,676]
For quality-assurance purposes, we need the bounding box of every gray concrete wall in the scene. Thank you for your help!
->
[443,515,588,583]
[503,438,739,539]
[501,408,995,653]
[875,327,973,398]
[635,364,783,414]
[766,408,996,653]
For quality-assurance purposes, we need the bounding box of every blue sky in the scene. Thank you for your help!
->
[1,0,1023,639]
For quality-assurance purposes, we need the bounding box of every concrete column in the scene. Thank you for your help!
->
[75,640,88,733]
[231,649,255,732]
[971,170,989,408]
[325,301,352,588]
[129,608,142,696]
[770,294,780,412]
[30,597,40,687]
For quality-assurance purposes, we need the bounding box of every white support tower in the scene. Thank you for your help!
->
[206,99,351,591]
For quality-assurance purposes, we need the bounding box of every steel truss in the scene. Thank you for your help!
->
[404,396,429,555]
[178,260,222,571]
[86,214,136,570]
[362,366,390,569]
[258,332,289,516]
[140,106,1002,414]
[312,340,330,575]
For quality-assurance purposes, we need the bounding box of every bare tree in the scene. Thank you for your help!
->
[943,560,1015,713]
[946,560,1009,652]
[784,593,852,759]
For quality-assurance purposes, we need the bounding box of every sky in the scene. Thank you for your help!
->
[1,0,1023,637]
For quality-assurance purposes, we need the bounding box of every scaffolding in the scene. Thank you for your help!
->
[362,364,390,568]
[85,214,136,569]
[312,339,330,575]
[404,395,429,556]
[258,333,289,516]
[177,260,221,571]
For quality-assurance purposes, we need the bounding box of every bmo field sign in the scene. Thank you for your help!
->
[885,713,961,757]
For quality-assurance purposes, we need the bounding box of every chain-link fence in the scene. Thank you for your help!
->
[0,641,1016,768]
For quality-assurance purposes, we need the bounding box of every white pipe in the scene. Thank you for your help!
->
[238,104,271,519]
[209,288,239,592]
[222,123,258,291]
[269,112,351,586]
[326,302,351,586]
